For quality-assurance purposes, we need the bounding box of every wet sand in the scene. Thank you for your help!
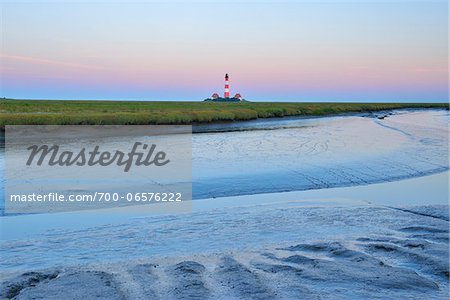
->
[1,172,448,299]
[1,206,448,299]
[1,109,448,299]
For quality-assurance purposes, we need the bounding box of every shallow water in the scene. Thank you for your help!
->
[0,110,449,299]
[1,171,448,273]
[191,109,449,198]
[0,109,448,210]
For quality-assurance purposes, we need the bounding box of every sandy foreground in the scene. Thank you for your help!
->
[1,172,449,299]
[1,205,448,299]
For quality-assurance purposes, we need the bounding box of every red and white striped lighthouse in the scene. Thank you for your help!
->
[224,73,230,98]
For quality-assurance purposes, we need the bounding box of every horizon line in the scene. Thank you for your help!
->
[1,97,448,104]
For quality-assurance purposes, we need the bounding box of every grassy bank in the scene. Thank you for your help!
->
[0,99,447,128]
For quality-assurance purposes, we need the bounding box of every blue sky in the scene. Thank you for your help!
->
[1,0,448,102]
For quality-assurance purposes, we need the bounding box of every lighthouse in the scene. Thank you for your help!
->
[224,73,230,98]
[205,73,244,102]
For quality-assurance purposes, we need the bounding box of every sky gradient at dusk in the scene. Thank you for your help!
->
[1,1,448,102]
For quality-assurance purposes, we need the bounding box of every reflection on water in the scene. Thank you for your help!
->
[0,109,448,277]
[0,109,448,213]
[192,109,448,198]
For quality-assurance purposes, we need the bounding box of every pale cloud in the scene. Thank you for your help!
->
[0,54,108,71]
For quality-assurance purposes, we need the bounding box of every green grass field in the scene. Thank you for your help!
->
[0,99,447,129]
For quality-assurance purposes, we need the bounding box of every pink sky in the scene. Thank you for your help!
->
[1,1,448,101]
